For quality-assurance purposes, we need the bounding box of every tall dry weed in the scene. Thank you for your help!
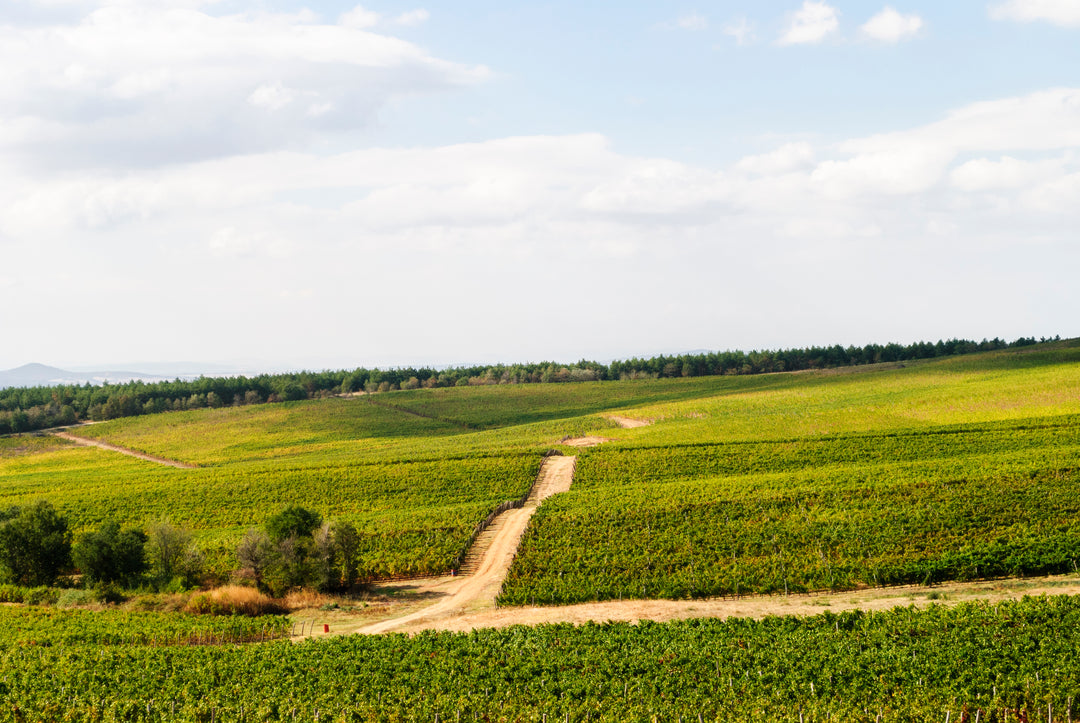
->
[283,589,329,610]
[185,585,285,616]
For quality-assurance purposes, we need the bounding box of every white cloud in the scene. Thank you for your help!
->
[1021,172,1080,212]
[0,5,488,171]
[810,88,1080,197]
[778,1,839,45]
[580,161,729,216]
[735,143,815,175]
[393,9,430,26]
[339,5,380,29]
[990,0,1080,27]
[209,226,293,259]
[721,16,756,45]
[860,7,924,42]
[2,85,1079,369]
[950,156,1065,191]
[247,83,296,111]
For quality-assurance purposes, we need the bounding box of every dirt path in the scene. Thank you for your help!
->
[605,415,652,428]
[358,455,576,635]
[51,431,198,469]
[295,441,1080,638]
[560,435,611,447]
[390,575,1080,633]
[298,571,1080,639]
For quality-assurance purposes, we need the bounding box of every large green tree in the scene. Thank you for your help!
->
[72,520,148,587]
[0,501,72,586]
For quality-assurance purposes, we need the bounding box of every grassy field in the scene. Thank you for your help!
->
[0,400,552,577]
[497,342,1080,604]
[1,339,1078,589]
[2,340,1080,718]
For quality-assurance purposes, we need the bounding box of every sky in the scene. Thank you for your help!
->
[1,0,1078,372]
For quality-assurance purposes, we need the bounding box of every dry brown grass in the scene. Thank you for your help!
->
[283,589,330,610]
[186,585,286,616]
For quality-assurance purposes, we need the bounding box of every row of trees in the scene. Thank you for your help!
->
[0,502,363,598]
[0,502,201,591]
[0,336,1060,434]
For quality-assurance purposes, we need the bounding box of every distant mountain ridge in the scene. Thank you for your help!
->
[0,363,192,390]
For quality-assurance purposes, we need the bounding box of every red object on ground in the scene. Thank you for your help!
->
[323,624,329,633]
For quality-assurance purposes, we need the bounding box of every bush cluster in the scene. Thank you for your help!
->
[0,503,202,596]
[0,501,364,601]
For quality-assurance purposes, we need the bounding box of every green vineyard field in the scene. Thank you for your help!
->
[1,596,1079,720]
[501,415,1080,604]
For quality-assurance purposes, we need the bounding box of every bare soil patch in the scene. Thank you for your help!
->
[294,573,1080,638]
[398,575,1080,633]
[560,435,612,447]
[50,431,197,469]
[605,415,653,428]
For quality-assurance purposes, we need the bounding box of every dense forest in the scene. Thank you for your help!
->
[0,335,1055,434]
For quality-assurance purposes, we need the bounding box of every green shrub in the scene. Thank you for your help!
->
[56,588,93,608]
[23,587,59,606]
[91,583,126,605]
[0,584,26,603]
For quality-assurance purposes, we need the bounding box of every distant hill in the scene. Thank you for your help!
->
[0,363,184,389]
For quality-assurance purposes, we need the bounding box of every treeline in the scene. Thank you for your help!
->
[0,501,362,601]
[0,502,201,598]
[0,335,1058,433]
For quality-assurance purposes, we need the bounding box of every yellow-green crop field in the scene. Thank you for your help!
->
[2,340,1079,588]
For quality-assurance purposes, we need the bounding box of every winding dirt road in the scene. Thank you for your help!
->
[359,455,576,634]
[51,430,197,469]
[308,443,1080,638]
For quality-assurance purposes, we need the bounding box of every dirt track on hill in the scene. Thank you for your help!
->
[301,439,1080,638]
[605,415,652,428]
[50,431,197,469]
[290,417,1080,638]
[357,455,576,635]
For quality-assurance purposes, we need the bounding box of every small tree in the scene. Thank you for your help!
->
[265,534,317,596]
[236,529,275,593]
[146,519,202,589]
[0,501,72,586]
[73,520,147,587]
[314,520,360,592]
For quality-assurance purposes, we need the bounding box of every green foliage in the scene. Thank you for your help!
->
[0,605,289,647]
[72,520,147,587]
[0,584,61,605]
[241,506,347,595]
[315,520,360,591]
[146,519,202,589]
[56,587,94,608]
[0,597,1079,719]
[234,528,274,592]
[264,505,321,543]
[0,501,72,586]
[501,415,1080,604]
